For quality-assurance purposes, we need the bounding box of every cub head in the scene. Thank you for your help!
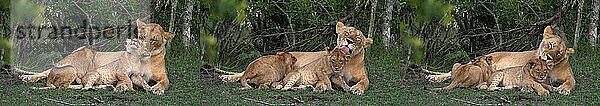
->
[470,55,493,68]
[335,22,373,57]
[276,52,297,67]
[326,47,351,72]
[125,39,150,57]
[136,19,176,56]
[537,26,575,64]
[524,58,551,82]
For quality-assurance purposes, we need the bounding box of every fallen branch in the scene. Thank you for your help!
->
[451,98,501,106]
[43,97,95,106]
[242,97,295,106]
[12,67,39,75]
[407,64,448,75]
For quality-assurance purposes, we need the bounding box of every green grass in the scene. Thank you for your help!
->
[1,42,600,105]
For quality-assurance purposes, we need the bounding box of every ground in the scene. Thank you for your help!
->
[1,44,599,105]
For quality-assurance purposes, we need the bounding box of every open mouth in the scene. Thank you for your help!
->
[340,45,352,54]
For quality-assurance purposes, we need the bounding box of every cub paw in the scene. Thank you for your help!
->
[350,85,365,95]
[425,75,448,82]
[219,75,239,82]
[537,89,550,96]
[313,83,328,92]
[20,75,39,83]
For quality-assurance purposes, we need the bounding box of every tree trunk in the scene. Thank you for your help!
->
[183,0,193,46]
[575,0,583,49]
[382,0,392,47]
[168,0,177,32]
[367,0,377,39]
[591,0,599,47]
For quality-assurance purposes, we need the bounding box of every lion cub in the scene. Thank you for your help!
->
[434,55,494,90]
[284,47,351,91]
[520,58,553,96]
[239,52,297,90]
[81,39,150,91]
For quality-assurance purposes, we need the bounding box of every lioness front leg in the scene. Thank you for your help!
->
[556,77,575,95]
[350,76,369,95]
[150,74,169,95]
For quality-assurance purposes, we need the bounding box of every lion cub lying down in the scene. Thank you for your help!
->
[434,55,494,90]
[239,52,298,90]
[40,39,149,91]
[283,47,351,91]
[487,58,553,96]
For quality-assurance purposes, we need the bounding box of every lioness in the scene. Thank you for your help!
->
[219,22,373,95]
[434,55,494,90]
[427,26,575,95]
[38,39,148,91]
[238,52,297,90]
[21,19,175,95]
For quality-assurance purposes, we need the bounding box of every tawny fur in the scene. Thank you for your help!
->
[219,22,373,95]
[21,19,175,95]
[426,26,575,95]
[238,52,297,90]
[434,55,494,90]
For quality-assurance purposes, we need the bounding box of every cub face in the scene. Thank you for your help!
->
[326,47,351,72]
[470,55,493,69]
[125,39,150,57]
[335,22,373,57]
[537,26,575,64]
[525,58,551,82]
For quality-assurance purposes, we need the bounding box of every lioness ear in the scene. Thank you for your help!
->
[163,32,175,41]
[325,47,333,53]
[543,26,555,39]
[485,55,493,64]
[364,37,373,47]
[336,22,345,34]
[136,19,146,28]
[566,48,575,54]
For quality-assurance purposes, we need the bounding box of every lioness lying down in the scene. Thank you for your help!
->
[21,19,175,95]
[38,39,149,91]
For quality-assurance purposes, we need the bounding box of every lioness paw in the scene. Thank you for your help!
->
[556,85,571,95]
[219,75,239,82]
[150,86,165,95]
[350,85,364,95]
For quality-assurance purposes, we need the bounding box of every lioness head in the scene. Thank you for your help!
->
[136,19,176,56]
[537,26,575,64]
[335,22,373,57]
[524,58,551,82]
[326,47,351,72]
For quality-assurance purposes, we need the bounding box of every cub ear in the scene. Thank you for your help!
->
[136,19,146,28]
[163,32,175,41]
[325,47,333,52]
[452,63,461,71]
[336,22,345,34]
[566,48,575,54]
[485,55,493,64]
[543,26,555,39]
